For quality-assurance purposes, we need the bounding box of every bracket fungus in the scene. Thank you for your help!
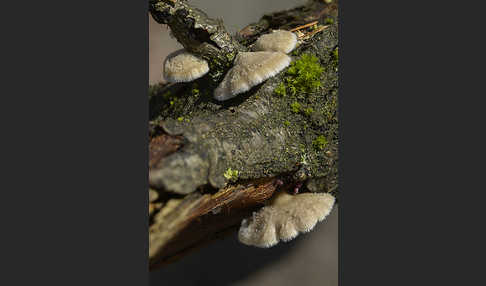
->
[214,51,291,101]
[252,30,298,54]
[163,49,209,83]
[238,191,335,248]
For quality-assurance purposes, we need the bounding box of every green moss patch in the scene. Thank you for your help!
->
[223,168,239,182]
[284,54,324,96]
[313,135,328,150]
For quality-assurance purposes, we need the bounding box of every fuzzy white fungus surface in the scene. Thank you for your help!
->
[214,51,291,101]
[238,191,335,248]
[163,49,209,83]
[252,30,297,54]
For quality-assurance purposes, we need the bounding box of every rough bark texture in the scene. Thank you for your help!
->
[148,0,339,270]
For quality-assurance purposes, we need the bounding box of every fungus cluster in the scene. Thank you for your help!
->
[161,30,298,101]
[238,191,335,248]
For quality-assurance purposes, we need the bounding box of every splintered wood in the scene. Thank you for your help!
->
[148,132,280,269]
[291,21,329,40]
[290,21,319,32]
[149,178,279,269]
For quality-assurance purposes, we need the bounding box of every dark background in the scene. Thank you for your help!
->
[4,0,484,285]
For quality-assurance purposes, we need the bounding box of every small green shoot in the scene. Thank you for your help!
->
[223,168,239,181]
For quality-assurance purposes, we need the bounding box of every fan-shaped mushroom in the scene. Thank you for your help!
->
[238,191,335,248]
[214,51,291,101]
[252,30,298,54]
[163,49,209,83]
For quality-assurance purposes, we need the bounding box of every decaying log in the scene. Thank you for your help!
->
[148,0,339,270]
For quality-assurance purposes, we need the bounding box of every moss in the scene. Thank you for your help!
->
[283,54,324,96]
[299,144,306,153]
[223,168,239,181]
[273,54,324,105]
[275,53,324,97]
[225,51,236,62]
[313,135,328,150]
[300,153,309,165]
[191,84,200,97]
[291,101,301,113]
[274,82,287,96]
[304,107,314,116]
[283,120,291,126]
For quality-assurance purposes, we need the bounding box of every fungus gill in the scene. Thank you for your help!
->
[252,30,298,54]
[163,49,209,83]
[238,191,335,248]
[214,51,291,101]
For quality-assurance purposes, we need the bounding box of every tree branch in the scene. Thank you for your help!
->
[149,0,245,83]
[148,0,339,270]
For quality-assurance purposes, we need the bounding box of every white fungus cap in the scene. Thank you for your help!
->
[238,191,335,248]
[252,30,298,54]
[163,49,209,83]
[214,51,291,101]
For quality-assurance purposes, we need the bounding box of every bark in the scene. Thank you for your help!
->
[148,0,339,270]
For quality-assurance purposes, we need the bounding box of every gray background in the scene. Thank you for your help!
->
[149,1,337,285]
